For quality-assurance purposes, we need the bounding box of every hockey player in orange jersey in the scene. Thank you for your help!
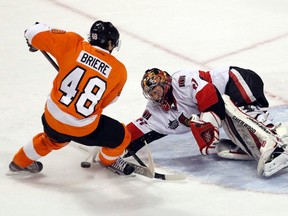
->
[9,21,135,175]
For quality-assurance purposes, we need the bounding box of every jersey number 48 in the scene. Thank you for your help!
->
[59,66,106,117]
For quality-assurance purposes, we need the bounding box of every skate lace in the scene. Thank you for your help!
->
[111,158,127,171]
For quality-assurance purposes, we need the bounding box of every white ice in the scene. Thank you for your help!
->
[1,0,288,215]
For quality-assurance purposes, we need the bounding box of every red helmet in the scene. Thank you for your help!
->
[141,68,172,111]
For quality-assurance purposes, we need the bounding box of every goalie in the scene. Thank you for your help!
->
[125,66,288,177]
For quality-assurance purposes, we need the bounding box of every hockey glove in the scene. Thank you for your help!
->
[26,39,38,52]
[24,33,38,52]
[24,22,39,52]
[189,112,221,155]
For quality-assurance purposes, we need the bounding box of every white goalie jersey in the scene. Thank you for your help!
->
[130,67,230,136]
[127,66,288,177]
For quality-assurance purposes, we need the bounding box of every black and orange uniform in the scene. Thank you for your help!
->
[13,23,130,168]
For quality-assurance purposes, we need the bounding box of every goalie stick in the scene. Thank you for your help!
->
[128,142,155,178]
[77,142,183,179]
[74,144,155,178]
[126,147,185,180]
[71,142,184,180]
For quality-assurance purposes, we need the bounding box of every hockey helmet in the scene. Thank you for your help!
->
[141,68,172,110]
[89,20,120,51]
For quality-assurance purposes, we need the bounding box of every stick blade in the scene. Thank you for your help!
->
[163,174,186,180]
[127,162,154,178]
[126,142,155,178]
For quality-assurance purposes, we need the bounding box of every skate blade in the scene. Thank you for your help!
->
[5,170,41,177]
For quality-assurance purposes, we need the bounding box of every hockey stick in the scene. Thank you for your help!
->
[40,51,59,71]
[72,144,155,178]
[28,22,59,71]
[127,143,155,178]
[127,147,185,180]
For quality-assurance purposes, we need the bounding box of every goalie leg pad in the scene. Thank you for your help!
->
[258,145,288,177]
[222,94,280,160]
[216,139,254,160]
[222,115,261,160]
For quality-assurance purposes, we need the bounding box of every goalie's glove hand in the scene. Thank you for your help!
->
[189,113,220,155]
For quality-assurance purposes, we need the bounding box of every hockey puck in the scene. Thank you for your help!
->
[81,161,91,168]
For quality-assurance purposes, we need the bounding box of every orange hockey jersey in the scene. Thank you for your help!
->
[25,23,127,137]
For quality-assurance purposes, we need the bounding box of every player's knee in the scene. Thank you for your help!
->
[41,133,69,151]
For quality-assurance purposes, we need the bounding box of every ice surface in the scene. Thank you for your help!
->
[1,0,288,216]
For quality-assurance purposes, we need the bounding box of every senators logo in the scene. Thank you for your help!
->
[51,29,66,34]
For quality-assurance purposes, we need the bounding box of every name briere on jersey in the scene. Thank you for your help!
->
[77,51,112,78]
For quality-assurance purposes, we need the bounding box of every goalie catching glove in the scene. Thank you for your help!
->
[189,112,221,155]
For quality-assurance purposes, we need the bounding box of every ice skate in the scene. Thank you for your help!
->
[9,161,43,174]
[104,157,135,175]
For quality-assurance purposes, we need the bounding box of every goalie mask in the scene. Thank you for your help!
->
[89,20,120,52]
[141,68,173,111]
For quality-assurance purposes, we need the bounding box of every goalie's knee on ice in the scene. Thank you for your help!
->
[216,139,254,160]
